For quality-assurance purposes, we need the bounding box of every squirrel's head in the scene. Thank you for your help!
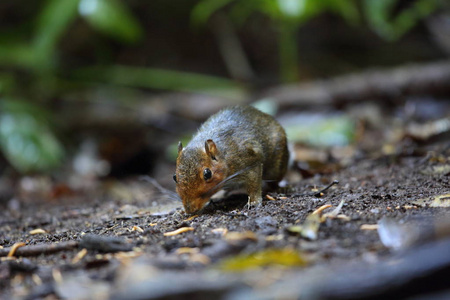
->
[174,139,226,214]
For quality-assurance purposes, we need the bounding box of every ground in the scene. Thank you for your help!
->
[0,103,449,299]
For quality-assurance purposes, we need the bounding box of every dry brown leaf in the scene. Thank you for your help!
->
[32,274,42,285]
[430,194,450,207]
[336,214,351,221]
[414,194,450,208]
[176,247,200,255]
[225,231,258,242]
[52,268,63,284]
[115,249,144,260]
[190,253,211,265]
[265,235,283,241]
[211,228,228,236]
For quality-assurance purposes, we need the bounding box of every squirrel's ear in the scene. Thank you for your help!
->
[178,141,183,154]
[205,139,218,160]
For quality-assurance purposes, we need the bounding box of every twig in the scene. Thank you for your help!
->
[261,60,450,107]
[292,180,339,198]
[79,234,133,252]
[211,13,254,81]
[0,241,79,257]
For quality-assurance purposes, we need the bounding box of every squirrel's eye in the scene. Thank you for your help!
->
[173,174,177,183]
[203,168,212,180]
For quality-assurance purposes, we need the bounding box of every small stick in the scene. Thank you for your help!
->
[292,180,339,197]
[0,241,79,257]
[72,248,88,264]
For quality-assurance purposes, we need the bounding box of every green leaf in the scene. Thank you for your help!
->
[35,0,80,53]
[0,44,37,70]
[0,100,64,173]
[275,0,324,22]
[0,73,17,94]
[219,248,307,272]
[72,65,248,100]
[282,113,356,147]
[79,0,143,43]
[277,0,306,18]
[364,0,440,40]
[328,0,359,24]
[191,0,236,27]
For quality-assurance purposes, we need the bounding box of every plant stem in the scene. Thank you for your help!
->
[278,21,299,83]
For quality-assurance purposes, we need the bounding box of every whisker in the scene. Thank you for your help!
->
[139,176,181,202]
[204,161,260,197]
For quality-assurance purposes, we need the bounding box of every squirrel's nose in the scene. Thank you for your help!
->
[184,203,194,214]
[183,198,207,215]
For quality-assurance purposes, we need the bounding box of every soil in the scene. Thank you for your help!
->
[0,116,449,299]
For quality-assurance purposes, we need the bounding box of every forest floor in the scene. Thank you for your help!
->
[0,102,449,300]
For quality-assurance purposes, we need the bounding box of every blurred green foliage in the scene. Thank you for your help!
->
[282,113,356,147]
[364,0,441,41]
[0,0,444,173]
[0,0,244,173]
[0,0,146,173]
[192,0,444,81]
[79,0,143,43]
[193,0,359,82]
[0,100,63,173]
[218,248,307,271]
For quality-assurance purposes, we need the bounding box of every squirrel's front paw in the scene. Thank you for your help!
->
[246,195,262,209]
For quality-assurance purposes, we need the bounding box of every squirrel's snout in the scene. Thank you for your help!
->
[182,197,208,215]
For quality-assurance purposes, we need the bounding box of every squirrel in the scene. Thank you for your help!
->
[174,105,289,214]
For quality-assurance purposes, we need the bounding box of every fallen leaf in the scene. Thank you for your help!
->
[298,213,321,240]
[336,214,351,221]
[211,228,228,236]
[406,117,450,141]
[175,247,199,255]
[420,164,450,176]
[414,194,450,208]
[287,203,335,240]
[430,194,450,207]
[377,217,418,250]
[323,200,345,220]
[225,231,258,242]
[189,253,211,265]
[219,248,307,272]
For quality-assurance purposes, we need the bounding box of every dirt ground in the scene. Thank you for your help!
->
[1,106,450,299]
